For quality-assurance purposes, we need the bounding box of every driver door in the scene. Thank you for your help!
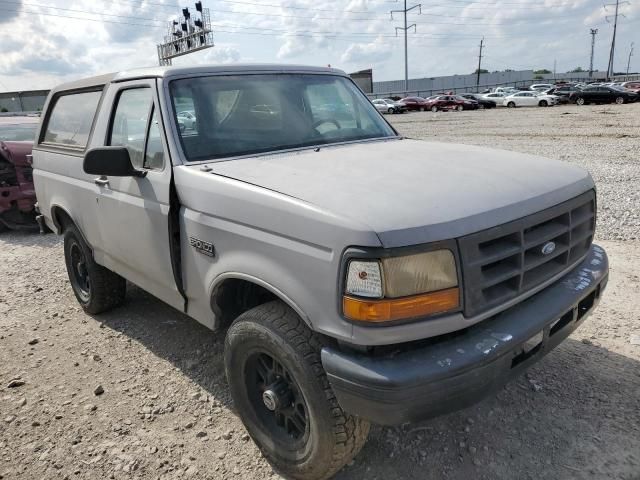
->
[91,80,184,311]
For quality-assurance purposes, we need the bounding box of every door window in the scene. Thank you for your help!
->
[110,88,153,169]
[144,108,165,170]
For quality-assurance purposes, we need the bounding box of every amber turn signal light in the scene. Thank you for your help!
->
[343,287,460,323]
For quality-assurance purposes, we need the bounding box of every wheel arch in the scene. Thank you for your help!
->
[210,272,311,330]
[50,204,77,235]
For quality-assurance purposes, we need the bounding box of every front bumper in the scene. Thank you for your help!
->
[322,244,608,425]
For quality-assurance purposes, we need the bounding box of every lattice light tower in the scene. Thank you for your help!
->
[157,1,214,66]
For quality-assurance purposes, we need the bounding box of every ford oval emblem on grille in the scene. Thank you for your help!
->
[541,241,556,256]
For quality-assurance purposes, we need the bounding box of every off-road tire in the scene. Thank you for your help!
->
[225,301,370,480]
[63,225,126,314]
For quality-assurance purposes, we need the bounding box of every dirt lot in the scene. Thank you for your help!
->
[1,103,639,480]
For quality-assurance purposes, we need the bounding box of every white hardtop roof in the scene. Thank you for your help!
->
[50,64,348,94]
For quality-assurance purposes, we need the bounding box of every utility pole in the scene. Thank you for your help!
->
[476,37,484,88]
[627,42,635,74]
[589,28,598,79]
[604,0,629,79]
[391,0,421,94]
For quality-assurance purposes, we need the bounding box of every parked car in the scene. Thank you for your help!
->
[33,64,608,480]
[570,85,639,105]
[0,116,39,231]
[372,98,406,114]
[399,96,430,111]
[494,87,519,95]
[454,95,479,110]
[482,92,508,105]
[460,94,496,109]
[177,110,196,129]
[424,95,467,112]
[620,81,640,93]
[545,85,582,103]
[503,91,558,107]
[530,83,554,91]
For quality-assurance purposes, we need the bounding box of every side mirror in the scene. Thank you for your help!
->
[83,147,145,177]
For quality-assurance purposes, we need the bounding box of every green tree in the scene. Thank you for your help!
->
[474,68,489,74]
[569,67,585,73]
[533,69,552,74]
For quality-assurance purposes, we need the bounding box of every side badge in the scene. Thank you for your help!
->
[189,236,215,257]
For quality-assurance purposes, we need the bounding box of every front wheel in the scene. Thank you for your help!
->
[63,225,126,314]
[387,107,394,114]
[225,301,370,480]
[431,106,438,112]
[576,97,586,106]
[456,105,464,111]
[615,96,625,104]
[507,101,516,108]
[538,100,548,107]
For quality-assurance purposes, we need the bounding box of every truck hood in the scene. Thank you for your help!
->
[206,138,594,248]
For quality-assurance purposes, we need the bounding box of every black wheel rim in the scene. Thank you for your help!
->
[69,242,90,302]
[245,351,309,449]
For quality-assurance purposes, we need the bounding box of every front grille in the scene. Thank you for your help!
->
[458,190,596,317]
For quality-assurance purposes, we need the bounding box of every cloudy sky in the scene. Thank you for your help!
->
[0,0,638,91]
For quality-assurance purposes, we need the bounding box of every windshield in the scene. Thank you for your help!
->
[0,123,38,142]
[169,74,396,162]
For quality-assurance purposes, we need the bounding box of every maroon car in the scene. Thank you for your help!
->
[0,116,39,231]
[399,96,429,111]
[424,95,473,112]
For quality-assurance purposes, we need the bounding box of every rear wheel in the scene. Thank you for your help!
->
[456,105,464,111]
[615,96,625,104]
[431,106,438,112]
[576,97,586,106]
[387,107,394,114]
[225,301,370,480]
[478,103,485,109]
[419,106,425,112]
[507,101,516,108]
[538,100,548,107]
[63,225,126,314]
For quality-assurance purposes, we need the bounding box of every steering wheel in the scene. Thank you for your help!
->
[311,118,341,132]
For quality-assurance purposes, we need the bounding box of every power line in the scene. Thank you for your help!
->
[604,0,630,78]
[391,0,421,93]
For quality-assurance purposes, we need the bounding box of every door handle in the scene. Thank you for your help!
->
[94,176,109,186]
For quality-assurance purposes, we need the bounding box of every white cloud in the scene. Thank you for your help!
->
[204,45,241,64]
[0,0,638,91]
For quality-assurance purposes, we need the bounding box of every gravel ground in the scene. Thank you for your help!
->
[1,104,639,480]
[392,102,640,242]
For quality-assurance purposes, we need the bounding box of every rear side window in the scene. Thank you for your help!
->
[43,90,102,148]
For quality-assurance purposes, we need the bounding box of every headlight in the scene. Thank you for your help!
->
[343,250,460,323]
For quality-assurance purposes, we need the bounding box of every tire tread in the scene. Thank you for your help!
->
[229,301,369,480]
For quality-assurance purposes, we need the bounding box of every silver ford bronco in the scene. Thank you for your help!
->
[33,65,609,479]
